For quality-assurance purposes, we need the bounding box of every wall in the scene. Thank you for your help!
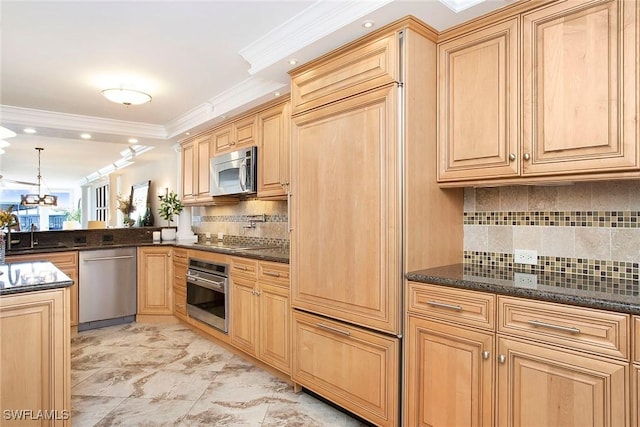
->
[111,145,179,228]
[464,180,639,280]
[192,199,288,246]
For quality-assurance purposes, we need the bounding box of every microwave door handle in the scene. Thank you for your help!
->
[239,159,247,191]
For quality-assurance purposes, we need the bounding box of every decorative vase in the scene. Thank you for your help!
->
[161,228,176,241]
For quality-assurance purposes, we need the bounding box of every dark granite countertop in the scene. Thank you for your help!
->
[407,264,640,316]
[176,242,289,264]
[0,261,74,296]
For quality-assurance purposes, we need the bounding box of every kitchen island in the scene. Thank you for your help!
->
[0,261,72,427]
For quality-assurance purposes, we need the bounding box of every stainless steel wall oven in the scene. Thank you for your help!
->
[186,258,229,333]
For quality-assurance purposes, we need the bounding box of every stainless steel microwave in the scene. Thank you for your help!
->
[210,146,257,196]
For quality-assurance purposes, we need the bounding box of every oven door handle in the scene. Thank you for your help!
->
[187,275,226,292]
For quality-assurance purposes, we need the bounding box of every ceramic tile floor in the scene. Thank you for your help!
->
[71,322,369,426]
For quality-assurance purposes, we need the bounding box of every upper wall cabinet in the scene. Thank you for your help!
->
[257,100,290,200]
[438,18,519,181]
[438,0,639,185]
[212,114,257,155]
[291,32,398,115]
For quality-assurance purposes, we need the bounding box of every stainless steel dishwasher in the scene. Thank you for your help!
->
[78,247,137,331]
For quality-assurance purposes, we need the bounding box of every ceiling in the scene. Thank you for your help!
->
[0,0,514,189]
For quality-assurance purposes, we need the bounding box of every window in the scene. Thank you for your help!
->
[95,184,109,222]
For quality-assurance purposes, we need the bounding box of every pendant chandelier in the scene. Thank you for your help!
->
[20,147,57,207]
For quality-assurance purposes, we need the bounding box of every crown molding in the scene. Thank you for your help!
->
[165,76,286,139]
[239,0,393,75]
[439,0,487,13]
[0,105,167,139]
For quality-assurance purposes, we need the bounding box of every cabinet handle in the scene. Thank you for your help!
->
[509,153,516,161]
[498,354,506,364]
[527,319,581,335]
[426,300,462,312]
[523,153,531,161]
[254,290,261,296]
[263,271,280,277]
[482,350,490,360]
[316,323,351,336]
[176,303,185,309]
[175,275,184,280]
[251,289,256,295]
[235,265,249,271]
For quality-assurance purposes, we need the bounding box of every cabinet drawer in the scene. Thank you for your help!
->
[172,248,189,264]
[174,287,187,316]
[7,250,78,268]
[173,263,187,291]
[634,316,639,364]
[498,296,630,360]
[407,282,495,330]
[290,32,398,114]
[292,310,399,427]
[258,261,290,288]
[230,257,258,279]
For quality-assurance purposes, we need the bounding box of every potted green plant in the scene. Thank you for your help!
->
[158,190,183,241]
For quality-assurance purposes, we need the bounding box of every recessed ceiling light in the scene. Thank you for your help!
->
[288,59,298,66]
[185,132,190,136]
[80,133,92,140]
[23,128,37,134]
[274,92,281,97]
[128,138,138,144]
[362,20,375,29]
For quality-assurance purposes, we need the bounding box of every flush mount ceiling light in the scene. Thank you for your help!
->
[101,87,152,106]
[21,147,58,207]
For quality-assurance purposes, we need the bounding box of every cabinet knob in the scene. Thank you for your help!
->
[523,153,531,161]
[509,153,516,161]
[498,354,506,364]
[482,350,490,360]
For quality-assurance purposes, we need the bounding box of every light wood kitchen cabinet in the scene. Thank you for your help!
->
[6,251,79,329]
[1,287,70,426]
[181,139,196,203]
[405,283,495,427]
[290,17,464,426]
[230,257,291,374]
[521,0,639,177]
[290,31,398,115]
[137,246,173,316]
[212,114,256,155]
[634,316,639,427]
[437,17,519,181]
[497,336,629,427]
[438,0,640,185]
[292,310,399,427]
[257,99,290,200]
[406,316,494,427]
[291,84,400,334]
[172,247,188,321]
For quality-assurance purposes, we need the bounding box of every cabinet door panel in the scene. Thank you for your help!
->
[230,276,257,355]
[291,85,400,334]
[522,0,639,175]
[181,142,195,202]
[137,247,172,315]
[497,337,628,427]
[633,365,639,427]
[258,283,290,374]
[292,310,399,427]
[438,18,519,181]
[406,316,494,427]
[196,135,212,197]
[258,101,289,199]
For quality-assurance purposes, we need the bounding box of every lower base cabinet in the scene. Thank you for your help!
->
[292,310,399,427]
[497,337,629,427]
[633,366,639,427]
[0,288,70,426]
[405,316,494,427]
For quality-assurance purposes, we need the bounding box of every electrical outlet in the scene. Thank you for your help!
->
[514,249,537,265]
[514,272,538,289]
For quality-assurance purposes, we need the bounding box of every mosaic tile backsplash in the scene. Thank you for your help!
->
[464,180,640,278]
[191,199,289,246]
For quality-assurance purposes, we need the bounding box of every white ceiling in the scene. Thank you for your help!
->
[0,0,514,189]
